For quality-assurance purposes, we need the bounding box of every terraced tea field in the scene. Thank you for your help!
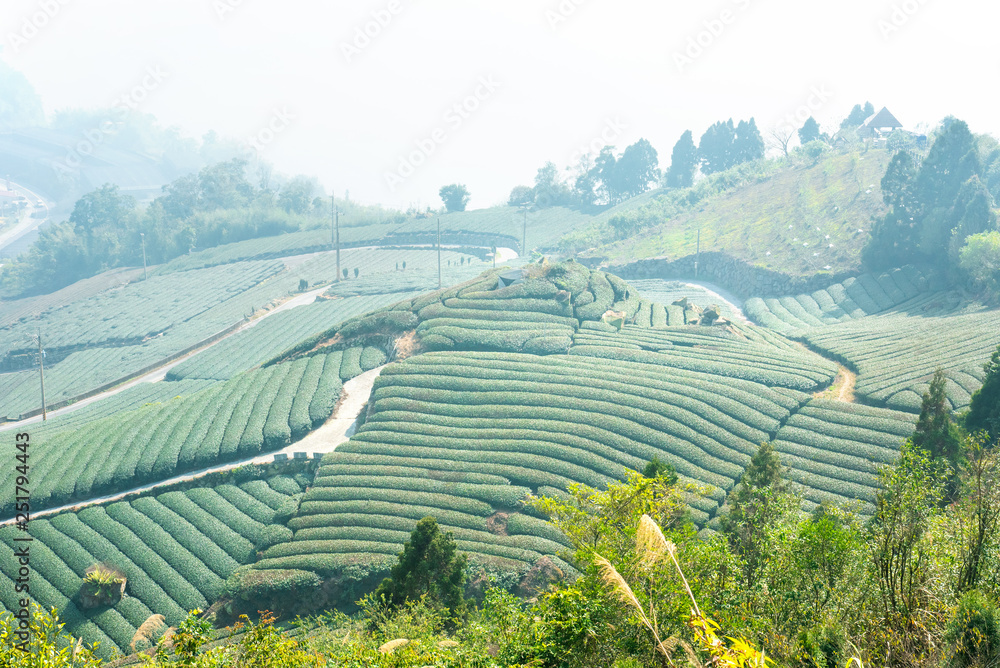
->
[0,347,383,516]
[255,345,830,577]
[743,267,930,335]
[772,399,917,514]
[801,309,1000,412]
[0,470,307,659]
[167,292,407,381]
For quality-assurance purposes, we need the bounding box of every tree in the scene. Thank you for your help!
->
[698,119,737,175]
[642,456,678,484]
[194,158,256,211]
[948,177,998,263]
[508,184,534,207]
[911,120,982,261]
[354,267,359,278]
[767,125,795,158]
[69,184,137,273]
[277,176,316,214]
[869,442,946,637]
[733,118,765,164]
[952,434,1000,594]
[912,369,964,497]
[798,116,822,145]
[840,102,874,131]
[613,139,660,202]
[966,345,1000,441]
[532,162,572,208]
[862,151,920,270]
[665,130,698,188]
[719,442,793,586]
[439,184,470,212]
[373,517,468,620]
[959,231,1000,299]
[342,268,349,279]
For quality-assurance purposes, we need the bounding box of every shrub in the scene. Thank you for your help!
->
[797,623,847,668]
[945,590,999,667]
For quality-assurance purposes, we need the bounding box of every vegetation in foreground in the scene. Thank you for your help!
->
[7,374,1000,667]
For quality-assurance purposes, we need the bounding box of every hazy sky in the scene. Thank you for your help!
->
[2,0,998,210]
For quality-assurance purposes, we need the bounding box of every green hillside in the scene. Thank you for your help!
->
[581,150,893,275]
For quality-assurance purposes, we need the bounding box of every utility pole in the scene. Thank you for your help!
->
[695,228,701,279]
[332,193,341,282]
[36,328,46,421]
[437,218,442,290]
[140,232,148,280]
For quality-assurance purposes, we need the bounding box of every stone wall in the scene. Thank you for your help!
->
[607,251,857,299]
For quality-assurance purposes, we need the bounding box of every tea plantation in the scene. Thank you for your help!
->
[0,469,308,659]
[166,292,407,381]
[0,346,385,516]
[3,255,984,661]
[801,308,1000,412]
[743,266,930,335]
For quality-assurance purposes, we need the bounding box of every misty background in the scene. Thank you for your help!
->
[2,0,998,212]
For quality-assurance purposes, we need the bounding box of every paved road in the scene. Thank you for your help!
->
[677,280,748,322]
[0,182,50,254]
[0,364,384,526]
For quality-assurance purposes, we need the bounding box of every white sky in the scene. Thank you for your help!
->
[2,0,998,210]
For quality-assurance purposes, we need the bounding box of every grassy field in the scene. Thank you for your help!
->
[590,150,892,275]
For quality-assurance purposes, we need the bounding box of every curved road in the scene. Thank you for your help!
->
[0,181,50,255]
[0,364,384,526]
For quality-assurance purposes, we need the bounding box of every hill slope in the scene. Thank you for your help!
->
[582,150,892,275]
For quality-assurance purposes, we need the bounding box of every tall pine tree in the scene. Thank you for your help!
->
[798,116,822,144]
[698,119,737,175]
[734,118,765,164]
[665,130,698,188]
[912,369,963,466]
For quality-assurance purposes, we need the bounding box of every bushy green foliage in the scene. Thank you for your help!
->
[945,590,1000,666]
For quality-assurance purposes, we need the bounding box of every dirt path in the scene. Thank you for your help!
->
[0,364,385,526]
[814,365,856,403]
[288,365,383,453]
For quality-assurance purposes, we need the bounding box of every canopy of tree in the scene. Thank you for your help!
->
[698,118,765,175]
[863,119,1000,290]
[0,159,324,297]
